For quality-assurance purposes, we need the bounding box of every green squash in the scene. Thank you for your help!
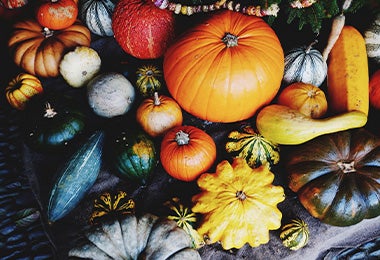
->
[225,125,280,168]
[107,129,157,185]
[135,64,163,97]
[24,94,86,152]
[280,218,309,251]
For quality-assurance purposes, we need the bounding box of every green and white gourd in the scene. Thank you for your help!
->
[364,13,380,64]
[79,0,116,37]
[280,218,309,251]
[283,41,327,87]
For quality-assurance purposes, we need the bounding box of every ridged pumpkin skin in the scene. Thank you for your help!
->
[8,19,91,78]
[285,128,380,226]
[163,10,284,123]
[327,26,369,115]
[112,0,175,59]
[79,0,116,36]
[192,158,285,250]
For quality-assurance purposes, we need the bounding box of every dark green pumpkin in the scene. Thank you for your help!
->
[107,129,157,184]
[285,128,380,226]
[280,218,309,251]
[24,94,86,152]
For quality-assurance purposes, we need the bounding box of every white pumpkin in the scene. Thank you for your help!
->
[87,72,135,118]
[79,0,116,36]
[59,46,102,88]
[283,41,327,87]
[365,13,380,64]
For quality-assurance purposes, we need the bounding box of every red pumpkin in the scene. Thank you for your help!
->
[36,0,78,30]
[0,0,28,9]
[369,69,380,110]
[112,0,176,59]
[160,125,217,182]
[163,10,284,123]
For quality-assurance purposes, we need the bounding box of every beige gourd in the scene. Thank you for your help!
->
[255,104,367,145]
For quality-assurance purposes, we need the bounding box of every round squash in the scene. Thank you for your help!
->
[285,128,380,226]
[369,69,380,110]
[136,92,183,138]
[364,13,380,64]
[112,0,176,59]
[192,158,285,250]
[35,0,79,30]
[0,0,28,9]
[5,73,43,110]
[160,125,217,182]
[8,18,91,78]
[276,82,328,118]
[68,213,202,259]
[78,0,116,36]
[280,218,309,251]
[225,125,280,168]
[106,129,157,185]
[135,64,163,97]
[283,41,327,87]
[87,72,135,118]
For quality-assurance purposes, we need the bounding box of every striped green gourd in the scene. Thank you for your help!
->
[79,0,116,36]
[225,125,280,168]
[280,218,309,251]
[47,131,104,223]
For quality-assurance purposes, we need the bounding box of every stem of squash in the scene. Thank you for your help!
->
[337,161,356,173]
[153,92,161,106]
[222,33,238,48]
[236,190,246,200]
[44,102,57,118]
[175,130,190,145]
[305,39,318,54]
[42,27,54,38]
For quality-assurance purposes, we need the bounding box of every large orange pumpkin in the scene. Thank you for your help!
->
[369,69,380,110]
[163,10,284,123]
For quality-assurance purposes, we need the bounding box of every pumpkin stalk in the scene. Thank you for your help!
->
[305,39,318,54]
[175,130,190,145]
[222,33,238,48]
[236,190,247,200]
[42,27,54,38]
[153,92,161,106]
[337,161,356,173]
[44,102,58,118]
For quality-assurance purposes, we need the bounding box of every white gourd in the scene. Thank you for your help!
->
[364,13,380,64]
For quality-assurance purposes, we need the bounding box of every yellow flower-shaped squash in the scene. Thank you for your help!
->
[192,158,285,250]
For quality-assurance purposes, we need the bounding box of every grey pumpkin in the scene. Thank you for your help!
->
[68,213,202,260]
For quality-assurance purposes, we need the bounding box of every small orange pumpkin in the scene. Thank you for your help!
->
[36,0,78,30]
[136,92,183,138]
[160,125,217,182]
[163,10,284,123]
[277,82,328,118]
[369,69,380,110]
[5,73,44,110]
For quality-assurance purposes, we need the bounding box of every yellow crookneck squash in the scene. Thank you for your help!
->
[192,158,285,250]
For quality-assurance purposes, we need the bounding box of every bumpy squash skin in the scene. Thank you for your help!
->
[285,128,380,226]
[68,213,201,259]
[327,26,369,115]
[256,104,367,145]
[47,131,104,223]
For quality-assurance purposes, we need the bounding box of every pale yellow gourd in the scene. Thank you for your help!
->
[255,104,367,145]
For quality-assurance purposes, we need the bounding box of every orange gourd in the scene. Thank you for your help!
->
[8,19,91,78]
[36,0,78,30]
[136,92,183,138]
[277,82,328,118]
[163,10,284,123]
[369,69,380,110]
[160,125,216,182]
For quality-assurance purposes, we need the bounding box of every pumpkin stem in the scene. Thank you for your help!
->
[175,130,190,145]
[236,190,247,201]
[153,92,161,106]
[222,33,238,48]
[337,161,356,173]
[42,27,54,38]
[305,39,318,53]
[44,102,58,118]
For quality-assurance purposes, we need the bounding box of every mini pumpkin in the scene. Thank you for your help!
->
[0,0,28,9]
[192,158,285,250]
[225,124,280,168]
[8,18,91,78]
[160,125,217,182]
[68,213,202,259]
[283,41,327,87]
[135,64,163,97]
[5,73,43,110]
[276,82,328,118]
[285,128,380,226]
[280,218,309,251]
[136,92,183,138]
[35,0,78,30]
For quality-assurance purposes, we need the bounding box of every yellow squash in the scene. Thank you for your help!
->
[256,104,367,145]
[192,158,285,250]
[327,25,369,115]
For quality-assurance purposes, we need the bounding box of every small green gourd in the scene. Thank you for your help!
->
[280,218,309,251]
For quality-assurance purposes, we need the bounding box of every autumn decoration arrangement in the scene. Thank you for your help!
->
[1,0,380,258]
